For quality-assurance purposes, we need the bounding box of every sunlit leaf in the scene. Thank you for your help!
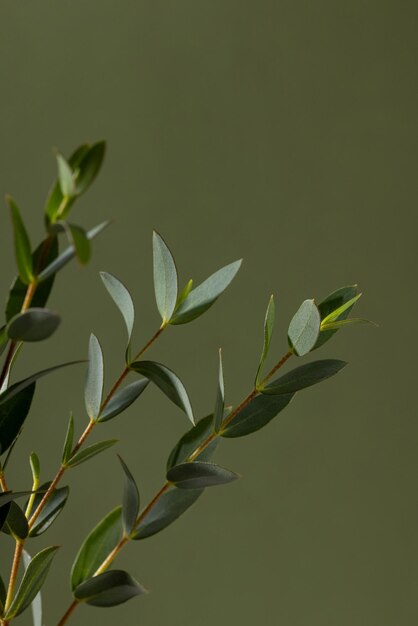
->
[45,144,90,222]
[152,231,178,324]
[85,334,104,421]
[288,299,320,356]
[118,456,140,536]
[167,462,239,489]
[74,570,146,607]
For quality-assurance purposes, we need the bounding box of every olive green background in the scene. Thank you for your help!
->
[0,2,417,625]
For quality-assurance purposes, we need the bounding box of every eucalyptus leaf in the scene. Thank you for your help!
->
[85,334,104,421]
[0,491,34,507]
[175,279,193,309]
[4,501,29,540]
[74,570,146,607]
[152,231,178,324]
[29,452,40,482]
[99,272,135,345]
[170,260,242,325]
[71,506,122,590]
[0,383,35,454]
[0,503,11,531]
[133,486,203,540]
[263,359,347,395]
[6,308,60,342]
[56,153,76,198]
[66,439,118,468]
[0,573,5,613]
[167,462,239,489]
[315,285,359,349]
[118,456,140,536]
[22,550,43,626]
[45,144,90,222]
[61,413,74,465]
[256,295,275,386]
[0,341,22,395]
[130,361,194,424]
[74,141,106,196]
[221,393,294,438]
[98,379,149,423]
[321,293,362,326]
[167,414,219,471]
[321,318,375,331]
[7,196,34,285]
[5,546,59,618]
[288,299,321,356]
[27,482,69,537]
[50,221,91,264]
[0,325,8,358]
[214,350,225,433]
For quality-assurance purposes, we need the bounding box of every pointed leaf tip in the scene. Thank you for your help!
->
[152,231,178,323]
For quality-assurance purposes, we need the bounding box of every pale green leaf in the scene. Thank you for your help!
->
[152,231,178,323]
[100,272,135,344]
[7,196,34,284]
[256,295,275,386]
[85,334,104,420]
[214,349,225,433]
[288,299,320,356]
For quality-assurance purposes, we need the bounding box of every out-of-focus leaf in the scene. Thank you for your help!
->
[0,503,11,531]
[5,546,59,618]
[0,491,34,507]
[22,550,42,626]
[4,501,29,539]
[221,393,294,438]
[167,414,219,471]
[130,361,194,424]
[61,413,74,465]
[262,359,347,395]
[50,221,91,264]
[315,285,359,349]
[6,308,60,342]
[37,221,110,282]
[66,440,117,468]
[98,379,149,423]
[118,456,140,536]
[0,326,8,358]
[321,318,375,331]
[29,452,40,482]
[133,486,203,540]
[74,570,146,607]
[56,153,76,198]
[214,350,225,433]
[74,141,106,196]
[0,572,6,613]
[167,462,239,489]
[0,383,35,454]
[170,260,242,325]
[99,272,135,346]
[7,196,34,285]
[85,334,104,421]
[71,506,122,590]
[152,231,178,324]
[27,482,69,537]
[45,144,90,222]
[256,295,275,386]
[288,299,321,356]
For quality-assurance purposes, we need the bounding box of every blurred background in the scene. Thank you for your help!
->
[0,2,417,625]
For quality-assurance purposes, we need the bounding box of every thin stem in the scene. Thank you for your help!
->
[56,600,78,626]
[0,473,9,492]
[4,541,23,614]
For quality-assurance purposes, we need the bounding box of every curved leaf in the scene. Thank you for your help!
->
[27,482,69,537]
[61,413,74,465]
[7,196,33,284]
[56,153,75,198]
[130,361,194,424]
[100,272,135,344]
[71,506,122,590]
[167,414,219,471]
[214,350,225,433]
[255,295,275,386]
[85,334,104,420]
[0,326,8,358]
[118,456,140,536]
[263,359,347,395]
[4,501,29,539]
[7,308,60,342]
[50,221,91,264]
[315,285,359,349]
[0,383,35,454]
[153,231,178,324]
[221,393,294,438]
[22,550,42,626]
[74,570,146,607]
[170,260,242,325]
[66,439,117,468]
[167,462,239,489]
[288,299,320,356]
[0,491,34,507]
[75,141,106,196]
[98,380,149,423]
[45,144,90,222]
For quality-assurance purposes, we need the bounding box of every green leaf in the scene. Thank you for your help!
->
[0,326,8,358]
[5,546,59,618]
[118,456,140,536]
[51,221,91,264]
[6,308,60,342]
[130,361,194,424]
[0,503,11,531]
[27,482,69,537]
[214,349,225,433]
[66,439,117,468]
[99,272,135,345]
[167,414,219,471]
[170,260,242,325]
[288,299,321,356]
[167,461,239,489]
[321,318,375,331]
[0,341,23,395]
[0,491,34,507]
[98,380,149,423]
[22,550,42,626]
[0,383,35,454]
[321,293,362,326]
[85,334,104,420]
[221,393,294,438]
[61,413,74,465]
[315,285,359,349]
[7,196,34,284]
[29,452,40,482]
[74,570,146,607]
[56,153,76,198]
[71,506,122,590]
[0,573,6,613]
[4,501,29,539]
[37,221,110,282]
[255,295,275,386]
[45,144,90,222]
[175,279,193,310]
[262,359,347,395]
[5,236,58,322]
[74,141,106,196]
[133,486,203,540]
[152,231,178,324]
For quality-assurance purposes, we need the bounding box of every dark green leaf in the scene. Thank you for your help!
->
[167,461,239,489]
[315,285,359,349]
[118,456,140,536]
[221,393,294,438]
[71,506,122,590]
[66,440,117,468]
[61,413,74,465]
[288,299,321,356]
[170,260,242,325]
[74,141,106,196]
[5,236,58,322]
[0,573,5,612]
[27,482,69,537]
[0,491,34,507]
[56,153,76,198]
[99,272,135,345]
[74,570,146,607]
[5,501,29,539]
[37,221,110,282]
[167,414,219,471]
[7,196,34,284]
[45,144,90,222]
[133,486,203,540]
[98,379,149,423]
[130,361,194,424]
[0,383,35,454]
[214,349,225,433]
[263,359,347,395]
[256,295,275,386]
[0,325,8,358]
[152,231,178,324]
[50,222,91,264]
[0,503,11,531]
[6,308,60,342]
[85,334,104,420]
[5,546,59,618]
[29,452,40,482]
[22,550,42,626]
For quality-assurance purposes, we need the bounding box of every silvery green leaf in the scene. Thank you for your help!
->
[288,299,320,356]
[118,456,140,536]
[255,294,275,386]
[56,153,76,198]
[100,272,135,344]
[98,380,149,423]
[22,550,42,626]
[153,231,178,324]
[213,350,225,433]
[85,334,104,420]
[27,482,69,537]
[7,309,60,342]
